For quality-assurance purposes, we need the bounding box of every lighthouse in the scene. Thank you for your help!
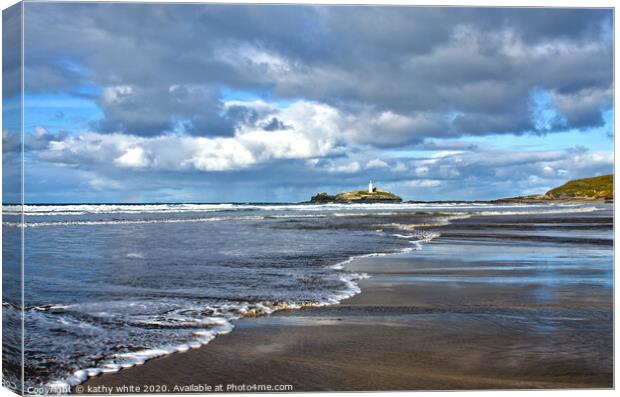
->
[368,180,374,193]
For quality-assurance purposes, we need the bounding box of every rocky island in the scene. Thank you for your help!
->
[310,183,402,204]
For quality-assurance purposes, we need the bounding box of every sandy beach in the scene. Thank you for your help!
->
[79,225,613,393]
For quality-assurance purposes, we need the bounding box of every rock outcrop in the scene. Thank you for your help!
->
[310,189,402,203]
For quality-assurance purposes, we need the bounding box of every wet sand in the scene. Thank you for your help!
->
[80,235,613,392]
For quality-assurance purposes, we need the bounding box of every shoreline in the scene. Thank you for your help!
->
[77,230,613,393]
[63,246,402,392]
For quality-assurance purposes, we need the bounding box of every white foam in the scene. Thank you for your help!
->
[46,302,300,391]
[392,233,416,239]
[7,203,604,229]
[379,213,472,231]
[16,201,599,217]
[476,206,599,216]
[5,215,265,228]
[47,263,380,390]
[21,203,237,216]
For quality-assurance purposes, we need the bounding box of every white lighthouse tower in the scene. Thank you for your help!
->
[368,180,374,193]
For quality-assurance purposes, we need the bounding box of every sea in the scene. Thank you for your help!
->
[1,201,613,392]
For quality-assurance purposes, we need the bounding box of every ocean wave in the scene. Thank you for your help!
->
[2,215,266,228]
[9,206,596,228]
[379,213,472,231]
[8,203,239,216]
[5,201,590,217]
[41,271,371,391]
[330,230,442,270]
[475,206,599,216]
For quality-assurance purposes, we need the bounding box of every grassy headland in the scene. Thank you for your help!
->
[545,174,613,200]
[496,174,613,203]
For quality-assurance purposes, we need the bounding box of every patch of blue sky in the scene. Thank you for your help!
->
[70,82,101,97]
[2,95,23,133]
[529,88,566,132]
[23,90,102,134]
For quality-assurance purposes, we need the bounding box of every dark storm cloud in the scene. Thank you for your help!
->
[480,8,612,43]
[22,4,612,141]
[92,84,238,136]
[551,87,612,129]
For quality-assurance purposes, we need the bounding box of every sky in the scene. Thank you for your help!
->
[2,3,614,203]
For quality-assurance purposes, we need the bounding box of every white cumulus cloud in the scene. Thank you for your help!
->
[115,147,151,168]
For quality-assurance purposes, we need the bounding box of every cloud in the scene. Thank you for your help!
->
[415,166,430,175]
[36,115,613,202]
[114,147,151,168]
[550,86,612,129]
[89,176,122,190]
[40,101,346,172]
[2,129,21,152]
[93,84,237,136]
[35,96,613,194]
[402,179,442,188]
[21,4,612,139]
[365,159,389,169]
[14,4,614,202]
[323,161,362,174]
[3,4,22,98]
[39,99,521,174]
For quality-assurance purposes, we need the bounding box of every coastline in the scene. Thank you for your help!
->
[78,225,613,393]
[489,198,612,205]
